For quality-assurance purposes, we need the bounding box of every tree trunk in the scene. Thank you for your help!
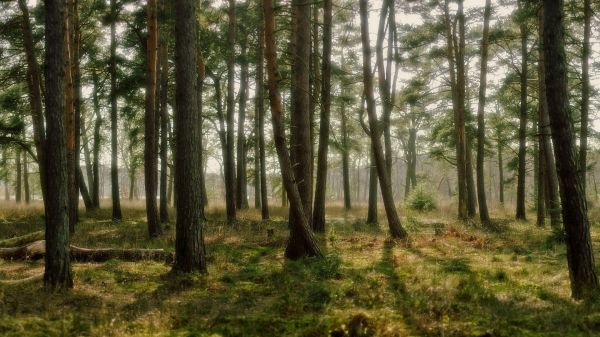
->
[159,26,170,224]
[341,101,351,210]
[359,0,407,239]
[543,0,598,300]
[24,152,30,203]
[498,139,504,204]
[579,0,591,195]
[172,0,207,273]
[224,0,237,223]
[145,0,161,237]
[65,3,77,232]
[476,0,491,224]
[91,70,102,209]
[263,0,323,259]
[367,149,378,224]
[536,120,546,227]
[110,0,122,222]
[78,167,93,210]
[16,150,22,203]
[236,40,249,210]
[256,1,269,220]
[312,0,332,232]
[516,0,528,221]
[43,0,73,290]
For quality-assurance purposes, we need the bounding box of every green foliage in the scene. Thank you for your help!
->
[405,184,437,211]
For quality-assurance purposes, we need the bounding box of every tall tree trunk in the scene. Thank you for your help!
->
[312,0,332,232]
[536,120,546,227]
[18,0,47,202]
[341,101,351,210]
[359,0,407,239]
[16,150,22,203]
[145,0,161,237]
[43,0,73,290]
[24,152,30,204]
[129,168,136,201]
[367,149,378,224]
[498,139,504,204]
[91,70,102,208]
[172,0,207,273]
[515,0,528,221]
[256,1,269,220]
[110,0,122,221]
[224,0,237,223]
[263,0,323,259]
[288,0,314,245]
[543,0,598,300]
[65,2,77,232]
[159,25,170,224]
[579,0,591,195]
[72,0,84,215]
[476,0,491,224]
[78,166,93,209]
[236,41,249,209]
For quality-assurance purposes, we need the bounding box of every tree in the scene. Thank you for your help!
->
[44,0,73,290]
[543,0,598,300]
[359,0,407,239]
[224,0,237,223]
[256,0,269,220]
[236,17,249,210]
[579,0,591,195]
[476,0,492,225]
[172,0,207,273]
[263,0,323,260]
[515,0,528,221]
[158,3,170,224]
[110,0,123,222]
[312,0,332,232]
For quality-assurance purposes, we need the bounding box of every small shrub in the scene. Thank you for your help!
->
[405,184,437,212]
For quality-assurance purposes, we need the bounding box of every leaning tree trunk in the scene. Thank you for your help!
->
[476,0,491,225]
[515,0,528,221]
[172,0,207,273]
[359,0,407,239]
[312,0,332,232]
[543,0,598,300]
[263,0,323,259]
[110,0,122,222]
[145,0,161,237]
[44,0,73,290]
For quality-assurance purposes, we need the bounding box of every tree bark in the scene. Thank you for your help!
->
[476,0,491,224]
[236,40,249,209]
[543,0,598,300]
[159,25,170,224]
[359,0,407,239]
[256,1,269,220]
[91,70,102,208]
[65,2,77,232]
[16,149,22,203]
[579,0,591,195]
[172,0,207,273]
[110,0,122,222]
[515,0,528,221]
[43,0,73,290]
[367,149,378,224]
[312,0,332,232]
[78,167,93,210]
[341,101,352,210]
[23,152,30,203]
[263,0,322,259]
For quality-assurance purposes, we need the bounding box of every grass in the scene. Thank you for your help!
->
[0,201,600,336]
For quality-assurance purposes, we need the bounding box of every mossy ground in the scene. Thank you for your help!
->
[1,201,600,337]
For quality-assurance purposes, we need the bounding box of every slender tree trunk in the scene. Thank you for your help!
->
[476,0,491,224]
[359,0,406,239]
[129,168,135,201]
[256,1,269,220]
[312,0,332,231]
[72,0,84,215]
[263,0,322,259]
[367,149,378,224]
[110,0,122,221]
[172,0,207,273]
[145,0,161,237]
[579,0,591,195]
[65,3,77,232]
[24,153,30,204]
[159,27,170,224]
[536,120,546,227]
[543,0,598,300]
[516,0,528,221]
[341,101,351,210]
[16,150,22,203]
[91,70,102,208]
[498,139,504,204]
[224,0,237,223]
[78,167,93,209]
[44,0,73,290]
[236,41,249,209]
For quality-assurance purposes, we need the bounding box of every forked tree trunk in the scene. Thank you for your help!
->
[543,0,598,300]
[263,0,323,259]
[359,0,406,239]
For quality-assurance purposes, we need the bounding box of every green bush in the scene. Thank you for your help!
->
[405,184,437,211]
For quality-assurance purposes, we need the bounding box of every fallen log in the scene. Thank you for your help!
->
[0,231,45,248]
[0,240,173,263]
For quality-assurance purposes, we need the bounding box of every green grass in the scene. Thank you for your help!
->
[1,202,600,336]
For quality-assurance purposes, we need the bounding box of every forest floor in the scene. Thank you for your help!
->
[1,202,600,337]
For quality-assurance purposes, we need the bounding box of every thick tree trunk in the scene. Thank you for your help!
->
[256,2,269,220]
[65,3,77,232]
[476,0,491,224]
[516,0,528,221]
[43,0,73,290]
[159,30,170,224]
[312,0,333,232]
[579,0,591,195]
[359,0,407,239]
[263,0,323,259]
[543,0,598,300]
[110,0,122,222]
[236,41,249,210]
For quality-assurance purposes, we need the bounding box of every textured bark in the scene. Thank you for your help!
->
[263,0,323,260]
[543,0,598,300]
[236,41,249,209]
[579,0,591,194]
[110,0,122,222]
[312,0,332,232]
[71,0,83,217]
[359,0,406,239]
[367,149,378,224]
[159,26,170,224]
[224,0,237,223]
[91,70,102,208]
[536,121,546,227]
[476,0,491,224]
[145,0,161,237]
[65,3,77,232]
[256,0,269,220]
[44,0,73,290]
[197,56,208,208]
[172,0,207,273]
[515,0,528,221]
